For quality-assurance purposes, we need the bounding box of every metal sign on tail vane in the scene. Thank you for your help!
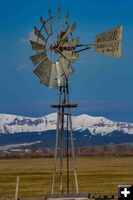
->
[95,26,123,57]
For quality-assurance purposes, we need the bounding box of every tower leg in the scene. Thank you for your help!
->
[69,113,79,194]
[51,112,60,194]
[60,106,64,194]
[66,114,69,194]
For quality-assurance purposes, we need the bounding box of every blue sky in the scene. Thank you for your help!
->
[0,0,133,121]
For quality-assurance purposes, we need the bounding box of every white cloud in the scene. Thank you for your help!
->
[18,64,29,70]
[20,31,37,44]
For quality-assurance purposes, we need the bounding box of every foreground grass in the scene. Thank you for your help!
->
[0,156,133,198]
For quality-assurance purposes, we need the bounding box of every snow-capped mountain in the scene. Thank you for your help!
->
[0,113,133,135]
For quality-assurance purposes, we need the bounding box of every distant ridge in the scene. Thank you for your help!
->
[0,113,133,135]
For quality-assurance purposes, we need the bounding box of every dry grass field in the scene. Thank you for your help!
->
[0,156,133,198]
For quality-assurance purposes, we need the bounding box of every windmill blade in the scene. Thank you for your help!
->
[69,37,79,46]
[56,7,61,30]
[60,22,76,42]
[48,9,53,35]
[34,26,46,42]
[48,63,58,88]
[39,62,52,87]
[48,63,68,88]
[55,48,78,63]
[40,16,49,36]
[56,61,68,86]
[30,52,47,66]
[58,56,74,76]
[48,8,52,17]
[62,37,79,47]
[40,16,45,26]
[30,40,46,51]
[36,60,68,88]
[62,12,69,28]
[34,60,51,81]
[61,50,79,63]
[59,12,69,35]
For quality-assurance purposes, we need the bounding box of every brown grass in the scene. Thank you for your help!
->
[0,156,133,198]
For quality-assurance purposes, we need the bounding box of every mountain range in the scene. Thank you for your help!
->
[0,113,133,150]
[0,113,133,135]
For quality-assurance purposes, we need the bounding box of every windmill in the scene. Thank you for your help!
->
[30,7,123,199]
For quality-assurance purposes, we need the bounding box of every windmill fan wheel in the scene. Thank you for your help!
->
[30,8,79,88]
